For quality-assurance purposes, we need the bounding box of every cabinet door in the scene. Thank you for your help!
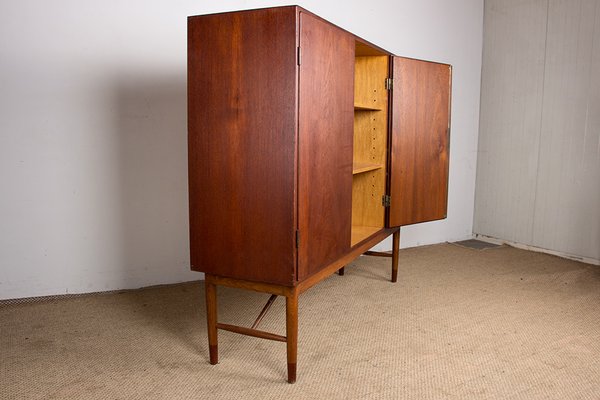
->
[297,12,354,280]
[188,7,298,285]
[388,57,451,227]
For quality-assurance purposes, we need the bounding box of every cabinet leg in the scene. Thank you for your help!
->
[205,279,218,364]
[391,230,400,283]
[338,266,345,276]
[286,289,299,383]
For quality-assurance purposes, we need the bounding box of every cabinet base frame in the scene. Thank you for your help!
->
[203,227,400,383]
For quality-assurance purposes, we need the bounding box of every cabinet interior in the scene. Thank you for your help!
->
[351,42,389,246]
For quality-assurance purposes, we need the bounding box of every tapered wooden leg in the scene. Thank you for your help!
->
[338,266,345,276]
[286,289,298,383]
[391,230,400,283]
[205,279,218,364]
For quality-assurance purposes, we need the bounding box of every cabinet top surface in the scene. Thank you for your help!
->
[188,5,451,68]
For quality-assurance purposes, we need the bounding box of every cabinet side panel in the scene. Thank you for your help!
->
[389,58,451,227]
[297,13,354,280]
[188,8,297,285]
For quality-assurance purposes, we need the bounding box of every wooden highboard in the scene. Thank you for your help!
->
[188,5,451,383]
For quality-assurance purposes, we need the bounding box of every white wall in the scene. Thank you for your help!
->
[0,0,483,300]
[474,0,600,264]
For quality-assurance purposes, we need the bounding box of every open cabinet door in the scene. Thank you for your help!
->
[388,57,451,227]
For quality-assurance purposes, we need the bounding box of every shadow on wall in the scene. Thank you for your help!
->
[114,73,195,287]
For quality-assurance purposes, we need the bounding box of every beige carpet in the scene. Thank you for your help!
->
[1,244,599,399]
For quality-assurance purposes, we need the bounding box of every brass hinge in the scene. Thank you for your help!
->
[297,47,301,66]
[385,78,393,90]
[382,194,391,207]
[296,230,300,248]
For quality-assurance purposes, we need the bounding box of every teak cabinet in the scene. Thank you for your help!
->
[188,5,451,383]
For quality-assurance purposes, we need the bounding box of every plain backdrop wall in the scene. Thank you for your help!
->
[475,0,600,264]
[0,0,483,300]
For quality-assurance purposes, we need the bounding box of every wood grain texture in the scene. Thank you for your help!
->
[350,224,381,246]
[352,162,383,175]
[363,251,392,257]
[216,323,287,342]
[388,57,451,227]
[351,170,385,233]
[251,294,278,329]
[297,12,354,281]
[286,289,299,383]
[188,7,298,285]
[205,280,218,364]
[205,273,294,297]
[351,56,388,239]
[355,41,388,57]
[391,229,400,282]
[297,227,394,294]
[354,56,388,111]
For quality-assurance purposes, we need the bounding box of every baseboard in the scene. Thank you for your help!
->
[474,234,600,266]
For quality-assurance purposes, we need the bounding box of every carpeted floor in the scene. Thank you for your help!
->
[1,244,599,399]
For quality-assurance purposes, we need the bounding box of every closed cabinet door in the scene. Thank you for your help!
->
[388,57,452,227]
[297,12,355,281]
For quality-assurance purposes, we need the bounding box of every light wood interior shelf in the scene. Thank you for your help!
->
[351,50,389,246]
[354,104,383,111]
[351,225,382,246]
[353,162,384,175]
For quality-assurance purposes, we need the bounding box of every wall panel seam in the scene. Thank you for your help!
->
[530,0,551,244]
